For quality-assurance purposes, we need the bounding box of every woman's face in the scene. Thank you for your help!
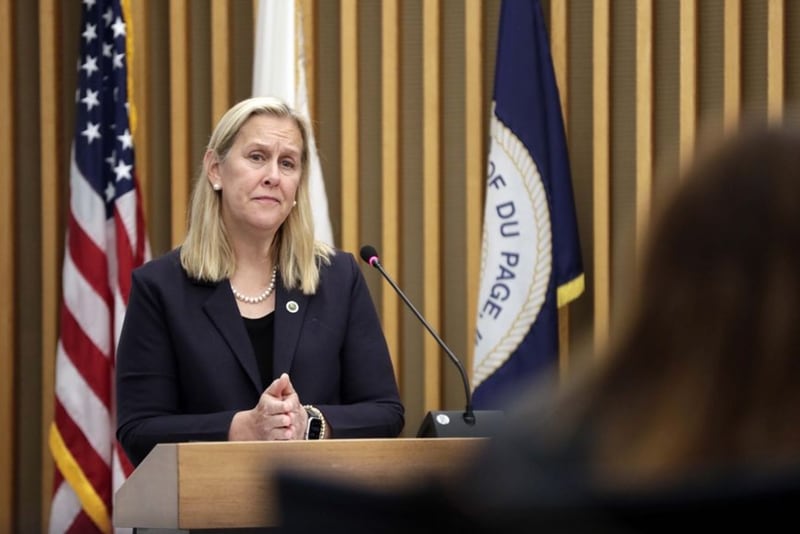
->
[208,114,303,239]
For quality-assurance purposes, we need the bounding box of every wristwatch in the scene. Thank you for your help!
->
[303,405,326,440]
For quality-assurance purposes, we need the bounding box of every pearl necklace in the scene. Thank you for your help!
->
[231,267,278,304]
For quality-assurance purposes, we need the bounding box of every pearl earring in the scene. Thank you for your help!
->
[293,200,297,207]
[213,183,221,191]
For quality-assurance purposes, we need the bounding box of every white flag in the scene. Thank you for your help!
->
[253,0,334,246]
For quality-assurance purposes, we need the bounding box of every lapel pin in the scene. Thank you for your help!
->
[286,300,299,313]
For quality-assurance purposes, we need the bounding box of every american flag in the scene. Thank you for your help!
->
[48,0,149,532]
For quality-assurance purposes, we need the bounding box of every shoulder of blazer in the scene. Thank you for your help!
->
[323,249,358,275]
[133,247,215,289]
[316,250,362,288]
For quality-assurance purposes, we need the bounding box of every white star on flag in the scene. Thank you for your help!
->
[105,181,115,202]
[81,89,100,110]
[117,129,133,150]
[82,23,97,43]
[81,122,101,143]
[113,159,132,181]
[111,16,126,37]
[81,55,99,76]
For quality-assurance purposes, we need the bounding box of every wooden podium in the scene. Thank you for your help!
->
[114,438,486,531]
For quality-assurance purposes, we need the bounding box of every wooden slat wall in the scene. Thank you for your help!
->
[0,0,794,529]
[422,0,442,413]
[381,0,402,378]
[38,0,61,524]
[211,0,233,124]
[132,0,152,223]
[680,0,697,170]
[464,1,484,378]
[592,0,611,352]
[339,0,359,254]
[635,1,653,260]
[551,0,571,379]
[169,0,191,246]
[724,0,742,132]
[767,0,784,123]
[0,0,14,530]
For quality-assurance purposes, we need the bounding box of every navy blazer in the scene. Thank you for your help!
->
[116,248,404,465]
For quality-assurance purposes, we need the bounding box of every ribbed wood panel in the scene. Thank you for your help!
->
[593,0,611,352]
[211,0,232,123]
[464,0,483,378]
[550,0,571,378]
[768,0,784,122]
[381,0,402,379]
[38,0,61,524]
[0,0,14,529]
[132,0,151,221]
[680,0,697,169]
[724,0,742,132]
[422,0,442,412]
[340,0,359,254]
[169,0,191,246]
[636,0,653,258]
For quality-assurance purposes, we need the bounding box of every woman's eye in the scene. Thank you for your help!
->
[250,153,265,162]
[280,159,296,169]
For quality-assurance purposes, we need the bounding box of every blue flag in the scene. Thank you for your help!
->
[472,0,584,409]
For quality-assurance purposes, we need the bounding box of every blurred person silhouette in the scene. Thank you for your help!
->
[278,125,800,532]
[116,97,404,467]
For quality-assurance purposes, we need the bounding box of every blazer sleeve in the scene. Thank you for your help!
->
[116,263,239,466]
[306,253,405,438]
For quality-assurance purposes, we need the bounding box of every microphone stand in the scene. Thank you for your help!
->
[370,260,476,426]
[361,246,503,438]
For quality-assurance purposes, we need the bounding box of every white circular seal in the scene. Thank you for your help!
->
[472,109,552,389]
[286,300,299,314]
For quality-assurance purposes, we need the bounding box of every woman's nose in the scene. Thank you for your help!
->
[263,160,280,185]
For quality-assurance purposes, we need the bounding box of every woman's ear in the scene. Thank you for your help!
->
[204,149,221,187]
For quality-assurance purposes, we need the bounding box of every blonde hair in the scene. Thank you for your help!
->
[180,96,332,293]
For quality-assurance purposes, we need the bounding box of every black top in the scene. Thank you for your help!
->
[243,312,275,388]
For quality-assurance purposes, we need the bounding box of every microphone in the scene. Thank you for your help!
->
[359,245,503,438]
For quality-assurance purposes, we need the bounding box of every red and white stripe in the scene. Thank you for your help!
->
[49,159,148,533]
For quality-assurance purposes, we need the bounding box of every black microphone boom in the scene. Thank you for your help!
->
[359,245,503,438]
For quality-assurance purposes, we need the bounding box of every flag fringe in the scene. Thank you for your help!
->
[557,273,585,308]
[49,423,112,534]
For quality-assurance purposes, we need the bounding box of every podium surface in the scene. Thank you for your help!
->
[114,438,486,530]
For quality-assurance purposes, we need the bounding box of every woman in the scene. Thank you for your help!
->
[116,97,404,466]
